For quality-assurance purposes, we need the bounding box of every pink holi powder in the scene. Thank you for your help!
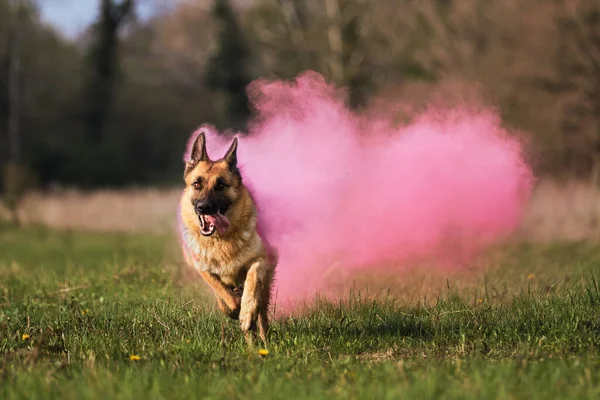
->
[183,71,534,312]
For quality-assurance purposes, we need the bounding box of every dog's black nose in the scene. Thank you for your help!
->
[195,201,218,215]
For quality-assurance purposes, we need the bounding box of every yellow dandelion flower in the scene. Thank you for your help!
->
[129,354,141,361]
[527,274,535,280]
[186,339,190,343]
[477,299,483,304]
[258,349,269,356]
[21,334,30,341]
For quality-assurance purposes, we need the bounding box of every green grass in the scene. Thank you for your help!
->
[1,224,600,399]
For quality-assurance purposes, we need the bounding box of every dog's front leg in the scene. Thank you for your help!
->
[239,258,270,344]
[198,271,240,315]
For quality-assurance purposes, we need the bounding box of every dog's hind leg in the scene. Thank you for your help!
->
[257,308,269,345]
[257,268,274,345]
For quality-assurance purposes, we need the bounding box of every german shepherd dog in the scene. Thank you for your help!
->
[178,130,277,345]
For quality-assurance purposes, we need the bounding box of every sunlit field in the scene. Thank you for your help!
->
[1,182,600,399]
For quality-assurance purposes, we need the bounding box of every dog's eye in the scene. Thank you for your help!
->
[215,179,228,191]
[192,181,202,190]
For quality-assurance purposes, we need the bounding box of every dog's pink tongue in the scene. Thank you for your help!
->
[206,212,230,234]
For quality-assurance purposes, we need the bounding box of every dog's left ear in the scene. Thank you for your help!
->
[223,137,238,168]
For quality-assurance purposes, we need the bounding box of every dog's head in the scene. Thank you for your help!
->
[183,132,242,237]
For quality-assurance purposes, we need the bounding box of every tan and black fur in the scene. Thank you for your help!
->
[178,131,277,345]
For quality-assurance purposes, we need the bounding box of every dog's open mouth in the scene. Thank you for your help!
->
[198,212,230,236]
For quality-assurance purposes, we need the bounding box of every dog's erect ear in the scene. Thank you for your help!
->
[190,131,209,162]
[223,137,238,168]
[184,131,210,178]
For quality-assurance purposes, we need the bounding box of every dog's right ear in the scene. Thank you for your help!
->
[184,131,209,178]
[190,131,209,162]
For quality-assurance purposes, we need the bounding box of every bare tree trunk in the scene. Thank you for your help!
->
[280,0,310,70]
[8,0,23,163]
[325,0,344,85]
[3,0,26,225]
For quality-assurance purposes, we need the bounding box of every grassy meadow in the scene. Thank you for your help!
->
[1,183,600,399]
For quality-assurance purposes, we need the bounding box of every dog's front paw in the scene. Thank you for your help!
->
[239,297,259,332]
[232,285,244,298]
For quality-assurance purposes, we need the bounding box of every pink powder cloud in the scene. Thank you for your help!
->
[184,71,534,312]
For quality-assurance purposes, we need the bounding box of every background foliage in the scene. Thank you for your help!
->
[0,0,599,188]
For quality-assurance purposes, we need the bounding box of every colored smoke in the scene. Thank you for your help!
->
[184,71,534,311]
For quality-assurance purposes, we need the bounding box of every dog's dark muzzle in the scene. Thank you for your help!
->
[195,201,219,216]
[193,200,232,237]
[194,200,230,217]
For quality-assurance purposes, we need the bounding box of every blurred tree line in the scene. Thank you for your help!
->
[0,0,599,194]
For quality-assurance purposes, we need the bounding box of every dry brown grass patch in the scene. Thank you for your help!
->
[2,179,600,243]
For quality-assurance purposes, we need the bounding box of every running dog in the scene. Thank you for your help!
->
[178,130,277,345]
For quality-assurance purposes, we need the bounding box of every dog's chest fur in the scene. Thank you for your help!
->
[180,217,264,282]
